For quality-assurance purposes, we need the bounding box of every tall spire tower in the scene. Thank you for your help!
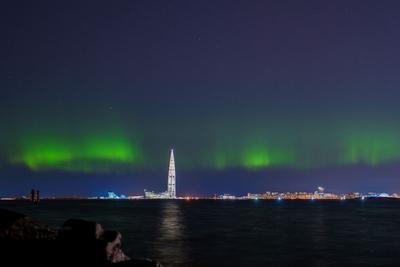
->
[167,149,176,198]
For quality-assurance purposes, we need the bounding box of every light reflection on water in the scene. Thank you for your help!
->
[156,201,188,266]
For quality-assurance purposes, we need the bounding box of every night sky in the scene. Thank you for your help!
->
[2,1,400,197]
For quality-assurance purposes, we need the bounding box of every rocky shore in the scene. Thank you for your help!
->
[0,209,162,266]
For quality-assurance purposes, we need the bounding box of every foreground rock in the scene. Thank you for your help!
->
[0,209,162,266]
[0,209,57,240]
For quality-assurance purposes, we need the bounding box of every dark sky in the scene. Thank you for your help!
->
[1,0,400,197]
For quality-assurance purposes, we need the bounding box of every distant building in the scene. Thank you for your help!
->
[145,149,177,199]
[218,194,236,200]
[246,193,261,200]
[167,149,176,198]
[144,190,170,199]
[107,191,119,199]
[128,195,144,200]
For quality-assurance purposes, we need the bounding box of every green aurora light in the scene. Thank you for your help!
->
[343,132,400,166]
[8,132,142,172]
[5,126,400,173]
[213,144,296,170]
[242,147,296,169]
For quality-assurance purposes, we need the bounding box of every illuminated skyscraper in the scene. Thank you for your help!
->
[144,149,177,199]
[167,149,176,198]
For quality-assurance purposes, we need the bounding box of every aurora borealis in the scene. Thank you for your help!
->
[2,0,400,196]
[8,130,141,172]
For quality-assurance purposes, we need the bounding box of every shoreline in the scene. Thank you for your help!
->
[1,197,399,201]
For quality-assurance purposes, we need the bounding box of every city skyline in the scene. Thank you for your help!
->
[2,1,400,196]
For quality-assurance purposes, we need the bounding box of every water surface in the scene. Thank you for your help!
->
[1,199,400,266]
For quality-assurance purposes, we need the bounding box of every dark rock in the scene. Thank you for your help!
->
[0,209,163,266]
[115,258,163,267]
[0,209,57,241]
[59,218,103,240]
